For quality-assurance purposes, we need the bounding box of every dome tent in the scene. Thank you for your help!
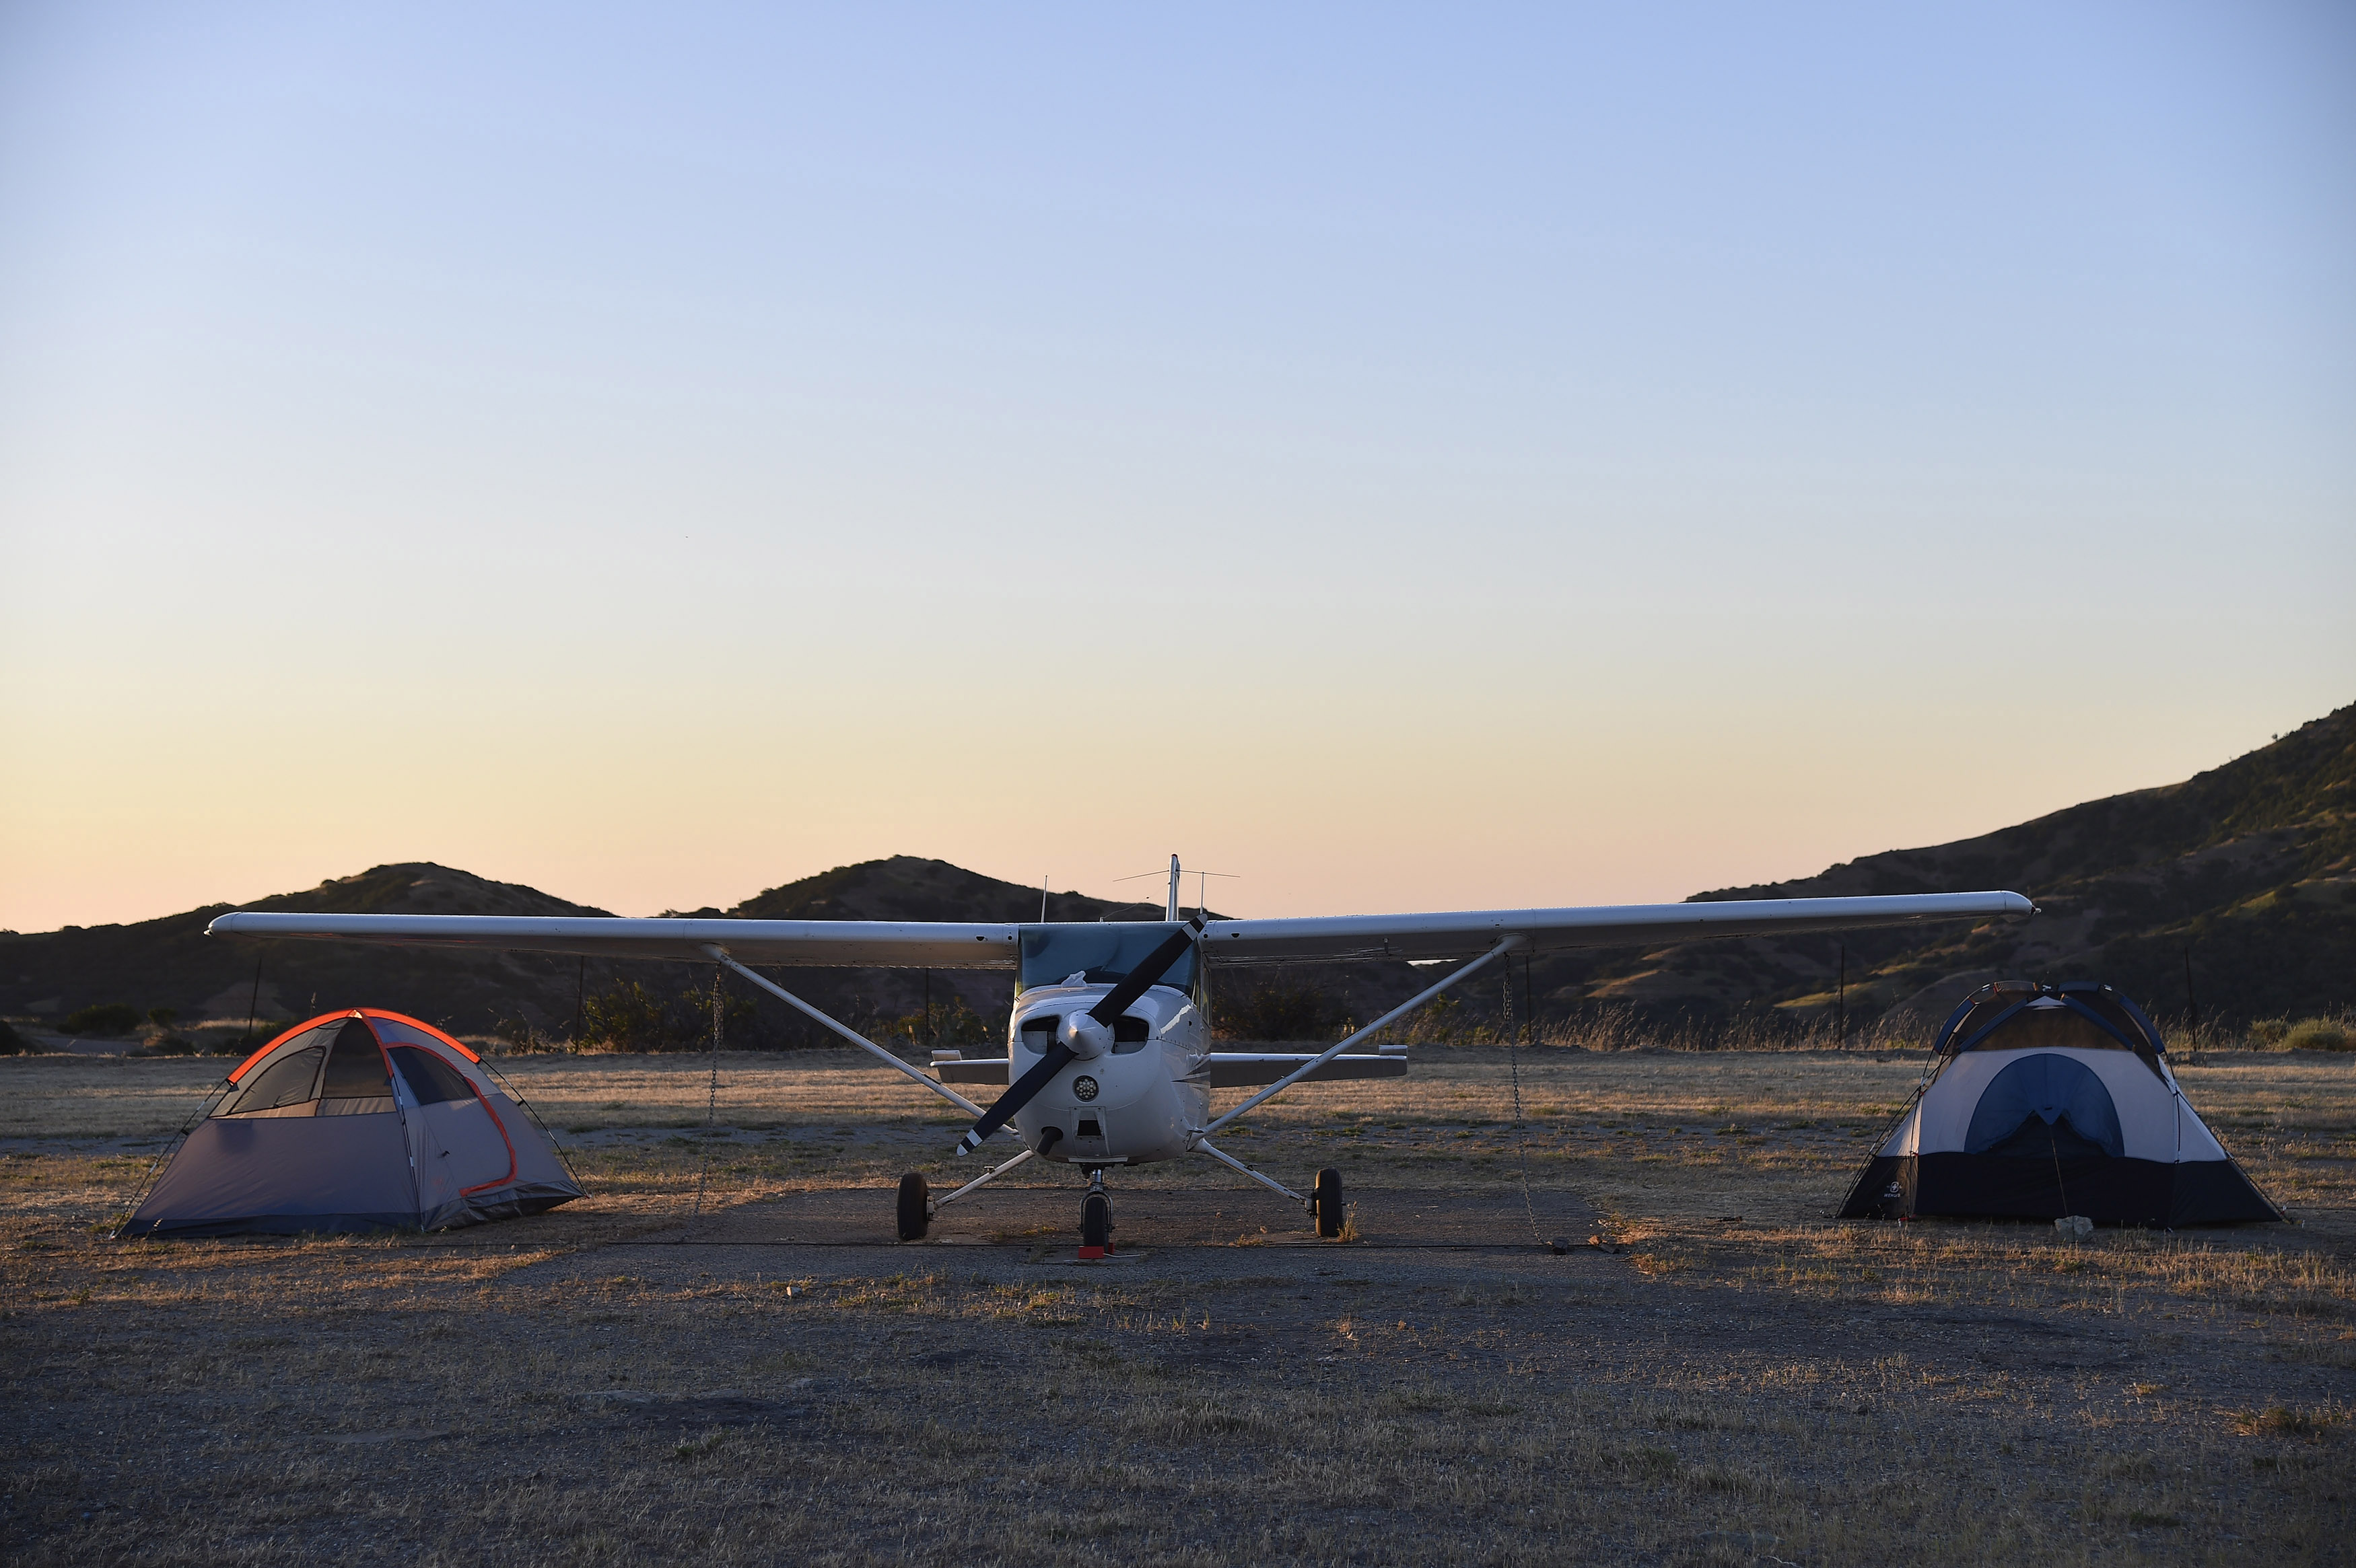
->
[1838,981,2280,1227]
[125,1009,581,1238]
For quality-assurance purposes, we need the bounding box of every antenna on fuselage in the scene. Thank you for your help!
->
[1117,857,1237,919]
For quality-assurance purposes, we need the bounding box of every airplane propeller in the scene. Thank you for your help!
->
[955,917,1202,1156]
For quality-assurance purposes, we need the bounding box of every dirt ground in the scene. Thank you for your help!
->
[3,1046,2351,1565]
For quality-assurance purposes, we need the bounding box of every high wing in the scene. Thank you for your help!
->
[203,890,2031,965]
[1198,890,2034,964]
[202,913,1023,967]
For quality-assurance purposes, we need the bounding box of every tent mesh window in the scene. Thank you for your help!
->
[388,1046,476,1106]
[223,1041,330,1116]
[318,1020,394,1114]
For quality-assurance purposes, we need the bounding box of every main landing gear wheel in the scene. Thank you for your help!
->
[1079,1172,1113,1259]
[896,1172,930,1242]
[1312,1167,1345,1239]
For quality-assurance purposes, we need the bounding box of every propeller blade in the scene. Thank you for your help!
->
[952,917,1203,1156]
[1085,917,1203,1027]
[955,1041,1074,1155]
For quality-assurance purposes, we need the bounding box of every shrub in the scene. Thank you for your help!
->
[891,997,992,1053]
[493,1015,563,1054]
[1214,982,1337,1042]
[2282,1017,2354,1053]
[147,1007,179,1029]
[61,1002,142,1036]
[575,976,757,1051]
[580,981,668,1050]
[0,1018,26,1055]
[2249,1018,2291,1047]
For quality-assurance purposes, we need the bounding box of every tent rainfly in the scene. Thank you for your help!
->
[125,1009,581,1238]
[1838,981,2281,1227]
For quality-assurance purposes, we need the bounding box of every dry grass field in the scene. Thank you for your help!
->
[4,1044,2352,1565]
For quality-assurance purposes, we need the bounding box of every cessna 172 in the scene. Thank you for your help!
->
[207,859,2032,1255]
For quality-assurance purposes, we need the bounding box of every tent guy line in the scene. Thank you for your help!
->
[203,854,2034,1252]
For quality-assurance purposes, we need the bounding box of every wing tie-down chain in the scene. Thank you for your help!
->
[1503,952,1561,1252]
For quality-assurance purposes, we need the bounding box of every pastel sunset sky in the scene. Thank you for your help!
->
[3,3,2350,929]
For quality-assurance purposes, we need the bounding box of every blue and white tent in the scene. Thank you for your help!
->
[1840,981,2279,1227]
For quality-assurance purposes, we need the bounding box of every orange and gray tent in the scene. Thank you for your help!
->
[125,1009,582,1237]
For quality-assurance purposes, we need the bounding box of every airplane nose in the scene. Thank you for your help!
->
[1058,1012,1111,1060]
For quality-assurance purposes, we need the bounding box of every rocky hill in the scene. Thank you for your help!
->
[5,705,2347,1047]
[1538,701,2355,1031]
[0,857,1168,1048]
[0,864,616,1044]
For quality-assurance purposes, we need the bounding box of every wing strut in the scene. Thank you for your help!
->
[1193,1137,1305,1205]
[700,944,994,1123]
[928,1146,1038,1217]
[1200,933,1522,1137]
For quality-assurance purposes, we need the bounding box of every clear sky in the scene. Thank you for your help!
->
[2,3,2351,931]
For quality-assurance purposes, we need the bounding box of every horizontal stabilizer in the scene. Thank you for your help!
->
[1204,1053,1407,1088]
[927,1053,1408,1088]
[933,1059,1012,1085]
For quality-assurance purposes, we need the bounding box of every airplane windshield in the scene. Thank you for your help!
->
[1018,923,1199,996]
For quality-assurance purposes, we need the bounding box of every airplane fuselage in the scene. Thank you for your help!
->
[1005,981,1207,1166]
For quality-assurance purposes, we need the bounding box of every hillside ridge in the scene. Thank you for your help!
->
[4,705,2348,1038]
[1640,703,2354,1026]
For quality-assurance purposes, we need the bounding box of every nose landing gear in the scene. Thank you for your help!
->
[1078,1168,1115,1260]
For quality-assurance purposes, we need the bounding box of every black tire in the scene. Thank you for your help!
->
[896,1172,930,1242]
[1312,1167,1344,1238]
[1080,1190,1111,1252]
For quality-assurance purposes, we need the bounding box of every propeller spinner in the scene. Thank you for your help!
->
[953,917,1202,1156]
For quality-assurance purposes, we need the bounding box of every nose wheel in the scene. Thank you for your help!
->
[1079,1169,1114,1259]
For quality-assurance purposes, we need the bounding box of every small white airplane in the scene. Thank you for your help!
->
[208,859,2032,1256]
